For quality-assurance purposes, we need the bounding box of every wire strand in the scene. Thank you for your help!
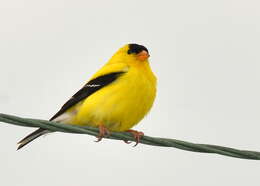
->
[1,113,260,160]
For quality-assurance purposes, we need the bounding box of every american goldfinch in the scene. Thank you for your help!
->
[17,43,157,150]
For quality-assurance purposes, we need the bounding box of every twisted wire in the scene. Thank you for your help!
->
[1,113,260,160]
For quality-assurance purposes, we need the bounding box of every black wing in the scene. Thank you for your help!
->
[50,72,125,121]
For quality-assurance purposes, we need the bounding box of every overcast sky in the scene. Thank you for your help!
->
[1,0,260,186]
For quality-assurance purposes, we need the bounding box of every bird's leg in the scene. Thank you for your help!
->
[125,129,144,146]
[95,124,110,142]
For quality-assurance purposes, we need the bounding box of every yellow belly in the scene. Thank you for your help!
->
[69,67,156,131]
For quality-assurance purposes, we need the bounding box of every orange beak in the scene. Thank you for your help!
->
[137,50,150,61]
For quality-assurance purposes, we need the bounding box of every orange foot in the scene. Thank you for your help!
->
[95,124,110,142]
[124,129,144,147]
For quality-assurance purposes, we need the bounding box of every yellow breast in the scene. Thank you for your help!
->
[71,61,157,132]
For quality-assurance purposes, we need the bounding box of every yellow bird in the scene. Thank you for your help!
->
[17,43,157,150]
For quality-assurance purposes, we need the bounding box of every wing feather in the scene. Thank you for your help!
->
[50,72,125,121]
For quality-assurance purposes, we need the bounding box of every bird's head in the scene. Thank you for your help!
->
[126,43,150,61]
[108,43,150,65]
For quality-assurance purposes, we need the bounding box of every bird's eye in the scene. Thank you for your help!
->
[128,43,149,55]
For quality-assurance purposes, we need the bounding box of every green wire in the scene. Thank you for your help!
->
[1,113,260,160]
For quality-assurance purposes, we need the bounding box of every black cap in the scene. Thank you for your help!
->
[127,43,149,54]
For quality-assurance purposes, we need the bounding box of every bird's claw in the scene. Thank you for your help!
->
[95,124,110,142]
[126,130,144,147]
[123,140,132,144]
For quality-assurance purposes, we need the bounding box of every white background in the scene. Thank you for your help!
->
[0,0,260,185]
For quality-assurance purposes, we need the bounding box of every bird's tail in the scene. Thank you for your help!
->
[17,128,48,150]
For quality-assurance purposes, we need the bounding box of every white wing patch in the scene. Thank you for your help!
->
[86,84,101,87]
[52,112,74,123]
[52,101,83,123]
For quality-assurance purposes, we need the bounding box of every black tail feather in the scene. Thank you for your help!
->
[17,128,47,150]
